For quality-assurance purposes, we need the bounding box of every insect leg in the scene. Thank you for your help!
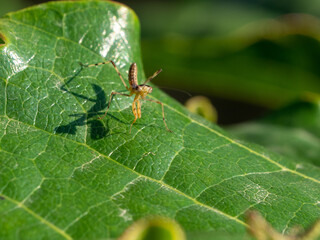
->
[80,60,129,90]
[99,91,130,120]
[143,69,162,85]
[137,100,142,118]
[130,99,138,133]
[145,98,172,132]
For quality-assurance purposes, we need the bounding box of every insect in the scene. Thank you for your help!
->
[81,61,172,133]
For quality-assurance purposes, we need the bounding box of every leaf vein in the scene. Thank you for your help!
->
[0,193,73,240]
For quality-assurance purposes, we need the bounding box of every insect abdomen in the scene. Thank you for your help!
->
[129,63,138,87]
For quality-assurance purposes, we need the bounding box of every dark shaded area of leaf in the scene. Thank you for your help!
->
[143,34,320,109]
[126,1,320,109]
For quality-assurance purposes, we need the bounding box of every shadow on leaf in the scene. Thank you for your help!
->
[54,67,110,139]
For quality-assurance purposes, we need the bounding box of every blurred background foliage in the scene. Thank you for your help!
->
[2,0,320,125]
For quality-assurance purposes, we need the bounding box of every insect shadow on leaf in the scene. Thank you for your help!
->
[54,67,115,139]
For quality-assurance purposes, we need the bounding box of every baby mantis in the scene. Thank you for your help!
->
[81,61,172,133]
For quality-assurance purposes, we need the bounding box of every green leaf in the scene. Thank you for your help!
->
[0,1,319,239]
[228,100,320,167]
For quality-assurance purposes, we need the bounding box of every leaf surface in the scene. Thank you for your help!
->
[0,2,319,239]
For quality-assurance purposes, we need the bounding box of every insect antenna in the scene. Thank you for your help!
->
[153,86,192,97]
[143,69,162,85]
